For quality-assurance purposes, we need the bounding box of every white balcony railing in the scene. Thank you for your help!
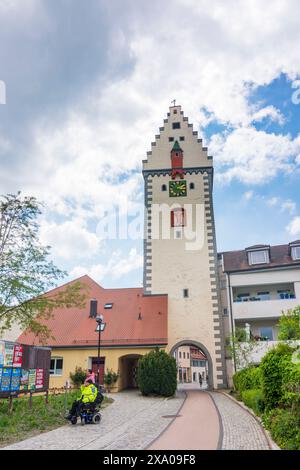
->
[233,298,299,320]
[236,340,300,369]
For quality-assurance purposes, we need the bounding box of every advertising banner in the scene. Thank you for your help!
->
[0,367,3,387]
[4,343,14,367]
[20,369,29,392]
[13,344,23,368]
[0,341,5,366]
[11,368,21,392]
[28,369,36,391]
[35,369,44,390]
[0,368,12,392]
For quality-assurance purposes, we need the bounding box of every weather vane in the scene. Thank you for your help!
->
[171,99,176,106]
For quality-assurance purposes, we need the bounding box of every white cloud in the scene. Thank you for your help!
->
[211,128,300,185]
[244,191,254,201]
[281,200,297,215]
[286,217,300,237]
[3,0,300,282]
[39,218,102,263]
[70,248,143,284]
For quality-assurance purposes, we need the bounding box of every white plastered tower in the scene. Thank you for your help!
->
[142,105,227,389]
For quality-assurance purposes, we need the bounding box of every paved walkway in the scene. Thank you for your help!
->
[3,391,185,451]
[2,390,271,451]
[148,391,219,450]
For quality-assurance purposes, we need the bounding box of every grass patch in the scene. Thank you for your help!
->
[0,390,113,448]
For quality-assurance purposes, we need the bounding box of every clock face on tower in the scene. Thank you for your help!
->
[169,180,187,197]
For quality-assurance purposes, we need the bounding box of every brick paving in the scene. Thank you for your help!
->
[2,390,271,450]
[2,390,185,451]
[210,392,270,450]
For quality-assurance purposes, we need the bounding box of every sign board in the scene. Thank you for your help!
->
[0,341,51,397]
[28,369,36,391]
[11,368,21,392]
[35,369,44,390]
[13,344,23,368]
[0,368,12,392]
[4,343,14,367]
[20,369,29,392]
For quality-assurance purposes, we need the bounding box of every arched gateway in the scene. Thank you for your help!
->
[170,340,213,390]
[142,105,227,389]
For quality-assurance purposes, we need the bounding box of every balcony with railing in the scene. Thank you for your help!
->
[232,283,298,320]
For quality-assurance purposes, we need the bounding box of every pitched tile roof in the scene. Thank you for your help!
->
[18,275,168,348]
[222,243,300,273]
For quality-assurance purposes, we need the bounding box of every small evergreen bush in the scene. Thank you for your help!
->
[137,349,177,397]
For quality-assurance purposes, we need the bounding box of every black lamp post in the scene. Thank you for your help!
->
[95,315,106,387]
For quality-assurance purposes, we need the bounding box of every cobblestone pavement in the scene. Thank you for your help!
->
[3,390,185,451]
[210,392,270,450]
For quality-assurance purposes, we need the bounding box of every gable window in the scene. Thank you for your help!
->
[171,208,186,227]
[180,136,185,141]
[169,137,174,142]
[248,250,269,265]
[190,183,195,190]
[50,357,63,376]
[291,246,300,260]
[162,184,167,192]
[172,122,181,129]
[173,109,177,114]
[183,289,189,298]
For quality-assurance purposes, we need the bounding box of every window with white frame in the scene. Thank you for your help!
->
[248,250,269,265]
[50,357,63,376]
[291,246,300,260]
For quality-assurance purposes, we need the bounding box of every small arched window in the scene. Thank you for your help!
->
[162,184,167,192]
[190,183,195,190]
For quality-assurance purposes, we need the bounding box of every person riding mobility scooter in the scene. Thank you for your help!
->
[66,379,104,425]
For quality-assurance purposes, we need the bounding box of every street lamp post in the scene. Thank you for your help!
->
[95,315,106,387]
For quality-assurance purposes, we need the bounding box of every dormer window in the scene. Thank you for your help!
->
[248,250,269,265]
[292,246,300,260]
[290,241,300,260]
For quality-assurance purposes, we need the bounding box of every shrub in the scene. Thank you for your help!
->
[233,366,262,394]
[241,389,265,415]
[260,343,293,409]
[263,409,300,450]
[282,360,300,411]
[137,349,177,397]
[70,367,87,388]
[278,306,300,340]
[104,369,119,392]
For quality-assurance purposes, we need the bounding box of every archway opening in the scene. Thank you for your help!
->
[170,341,212,390]
[118,354,142,391]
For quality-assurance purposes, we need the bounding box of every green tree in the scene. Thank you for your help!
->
[137,349,177,397]
[0,193,87,342]
[278,306,300,340]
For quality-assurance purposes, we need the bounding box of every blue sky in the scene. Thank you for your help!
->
[0,0,300,289]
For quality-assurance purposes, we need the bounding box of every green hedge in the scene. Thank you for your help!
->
[233,366,262,394]
[263,409,300,450]
[137,349,177,397]
[260,343,294,409]
[241,389,265,415]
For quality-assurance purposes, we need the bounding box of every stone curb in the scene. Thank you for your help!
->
[217,390,280,451]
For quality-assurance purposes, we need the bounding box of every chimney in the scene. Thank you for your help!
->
[90,299,98,318]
